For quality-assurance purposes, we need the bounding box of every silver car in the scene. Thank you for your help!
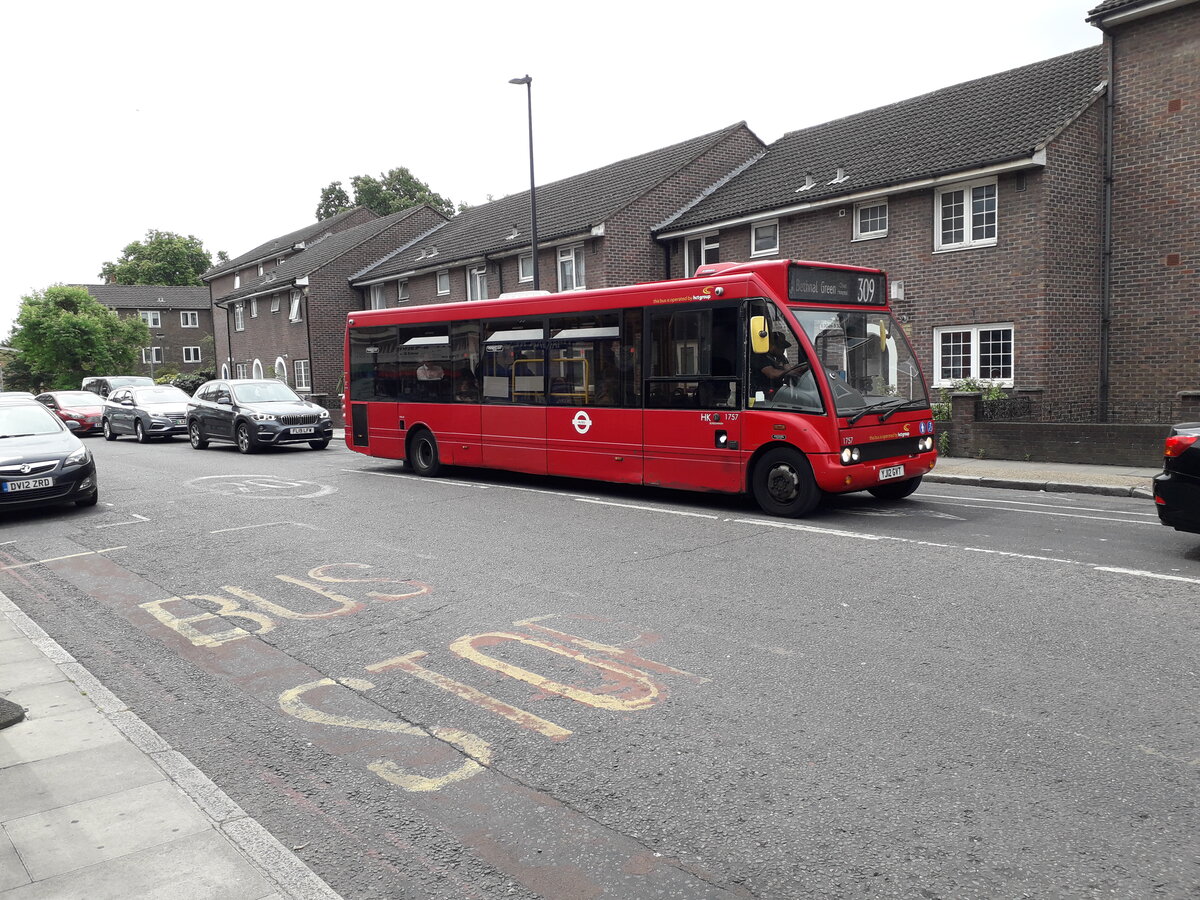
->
[103,385,192,443]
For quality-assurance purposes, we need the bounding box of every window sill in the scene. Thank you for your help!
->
[852,232,887,242]
[749,249,779,258]
[933,241,997,254]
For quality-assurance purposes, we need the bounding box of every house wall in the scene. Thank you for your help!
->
[669,169,1057,399]
[1105,3,1200,408]
[114,306,215,378]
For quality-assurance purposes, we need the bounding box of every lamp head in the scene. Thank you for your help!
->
[509,75,531,85]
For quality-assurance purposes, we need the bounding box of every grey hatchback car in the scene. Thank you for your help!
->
[187,379,332,453]
[0,400,99,511]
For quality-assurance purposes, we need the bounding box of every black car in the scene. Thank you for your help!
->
[0,400,99,511]
[187,379,333,454]
[103,385,192,442]
[1153,422,1200,535]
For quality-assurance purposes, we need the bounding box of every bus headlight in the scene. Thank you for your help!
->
[840,446,861,464]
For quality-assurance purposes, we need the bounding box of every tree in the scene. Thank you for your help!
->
[99,230,214,286]
[316,181,352,220]
[316,167,458,220]
[7,286,150,391]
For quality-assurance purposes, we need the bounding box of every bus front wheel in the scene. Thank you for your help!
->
[752,447,820,517]
[408,429,441,477]
[868,475,923,501]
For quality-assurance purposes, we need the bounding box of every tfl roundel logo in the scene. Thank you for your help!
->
[572,411,593,434]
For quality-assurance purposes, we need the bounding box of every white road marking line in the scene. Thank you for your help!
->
[576,498,719,519]
[1094,567,1200,585]
[210,522,319,534]
[95,514,151,529]
[919,497,1158,525]
[0,547,127,572]
[921,492,1159,517]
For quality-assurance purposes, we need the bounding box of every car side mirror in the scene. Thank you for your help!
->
[217,397,232,406]
[121,398,135,406]
[64,420,81,432]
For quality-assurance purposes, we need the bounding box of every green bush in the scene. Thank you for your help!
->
[171,369,215,396]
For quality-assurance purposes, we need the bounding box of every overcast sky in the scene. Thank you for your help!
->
[0,0,1103,339]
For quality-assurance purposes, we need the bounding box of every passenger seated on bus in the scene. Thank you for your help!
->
[417,358,445,382]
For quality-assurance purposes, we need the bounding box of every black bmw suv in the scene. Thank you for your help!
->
[186,379,333,454]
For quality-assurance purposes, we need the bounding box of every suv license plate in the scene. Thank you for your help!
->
[3,477,54,493]
[878,465,905,481]
[291,426,315,435]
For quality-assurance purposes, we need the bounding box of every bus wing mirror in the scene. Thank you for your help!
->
[750,316,770,354]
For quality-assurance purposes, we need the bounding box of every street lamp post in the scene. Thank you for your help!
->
[509,74,539,291]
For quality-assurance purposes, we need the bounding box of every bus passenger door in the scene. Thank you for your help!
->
[642,405,742,493]
[479,320,547,475]
[641,304,744,494]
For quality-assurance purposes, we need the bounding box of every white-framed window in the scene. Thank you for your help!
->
[369,283,386,310]
[252,359,264,379]
[289,290,302,322]
[397,280,410,302]
[250,297,258,318]
[935,179,997,251]
[258,263,264,276]
[436,270,450,296]
[557,244,585,291]
[139,310,161,328]
[183,346,201,363]
[271,294,281,313]
[750,220,779,257]
[685,232,719,275]
[933,323,1014,386]
[518,253,534,283]
[294,359,311,390]
[141,347,163,364]
[235,363,248,379]
[467,265,488,301]
[277,257,285,266]
[854,200,889,240]
[180,310,198,328]
[233,303,245,332]
[274,358,288,382]
[220,363,230,379]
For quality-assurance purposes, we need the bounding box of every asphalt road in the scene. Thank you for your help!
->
[2,435,1197,899]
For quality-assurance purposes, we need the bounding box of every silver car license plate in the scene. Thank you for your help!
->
[878,465,905,481]
[3,477,54,493]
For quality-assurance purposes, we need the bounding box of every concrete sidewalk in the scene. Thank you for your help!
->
[0,591,341,900]
[927,455,1160,498]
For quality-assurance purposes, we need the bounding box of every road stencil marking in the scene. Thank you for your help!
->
[0,546,127,572]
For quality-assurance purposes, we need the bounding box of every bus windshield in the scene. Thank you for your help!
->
[791,308,929,418]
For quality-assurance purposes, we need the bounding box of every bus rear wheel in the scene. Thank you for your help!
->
[752,447,820,517]
[868,475,923,501]
[408,429,441,477]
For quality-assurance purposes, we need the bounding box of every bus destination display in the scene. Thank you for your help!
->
[788,265,886,306]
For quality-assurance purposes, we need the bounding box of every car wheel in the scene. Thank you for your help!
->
[309,438,331,450]
[75,489,99,508]
[102,419,117,441]
[867,475,923,501]
[751,447,820,517]
[188,421,208,449]
[135,420,150,444]
[408,429,441,476]
[236,422,258,454]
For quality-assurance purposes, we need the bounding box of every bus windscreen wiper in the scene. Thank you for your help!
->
[847,397,915,425]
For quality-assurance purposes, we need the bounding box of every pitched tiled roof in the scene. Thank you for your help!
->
[353,123,755,283]
[217,206,441,303]
[1087,0,1197,20]
[76,284,212,310]
[202,207,371,280]
[663,47,1106,234]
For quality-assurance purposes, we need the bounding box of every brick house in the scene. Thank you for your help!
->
[201,205,446,408]
[78,284,215,378]
[1087,0,1200,413]
[653,0,1198,417]
[349,123,765,307]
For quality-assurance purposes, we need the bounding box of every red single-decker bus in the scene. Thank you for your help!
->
[343,259,937,517]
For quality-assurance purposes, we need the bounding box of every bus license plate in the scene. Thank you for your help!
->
[878,465,905,481]
[3,477,53,493]
[291,426,315,435]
